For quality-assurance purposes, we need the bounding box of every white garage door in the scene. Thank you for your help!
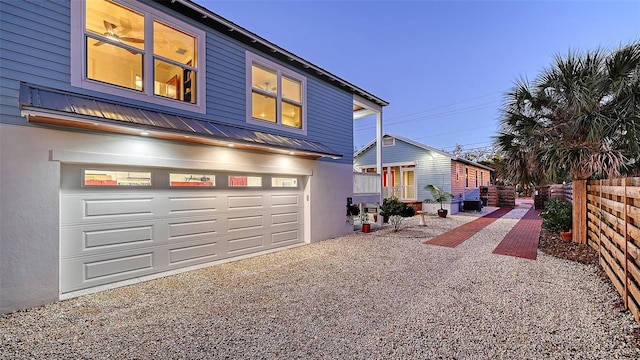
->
[60,165,304,293]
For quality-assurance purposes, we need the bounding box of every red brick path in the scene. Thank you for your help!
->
[422,207,514,247]
[492,207,541,260]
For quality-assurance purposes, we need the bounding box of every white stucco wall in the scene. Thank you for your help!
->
[0,123,352,313]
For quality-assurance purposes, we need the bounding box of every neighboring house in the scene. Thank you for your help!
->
[0,0,387,313]
[354,133,492,213]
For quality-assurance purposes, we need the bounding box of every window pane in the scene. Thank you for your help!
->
[272,177,298,188]
[282,102,301,128]
[170,173,215,187]
[84,170,151,186]
[282,76,301,103]
[154,59,184,100]
[87,38,142,90]
[153,21,196,66]
[252,92,277,122]
[86,0,144,51]
[229,176,262,187]
[252,64,277,93]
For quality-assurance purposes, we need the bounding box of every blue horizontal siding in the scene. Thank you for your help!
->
[0,0,358,163]
[355,138,454,200]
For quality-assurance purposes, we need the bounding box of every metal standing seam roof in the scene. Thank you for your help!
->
[18,83,342,158]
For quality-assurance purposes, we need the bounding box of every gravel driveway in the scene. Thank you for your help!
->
[2,207,639,359]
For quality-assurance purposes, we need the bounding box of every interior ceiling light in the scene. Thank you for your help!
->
[140,131,149,136]
[175,47,187,55]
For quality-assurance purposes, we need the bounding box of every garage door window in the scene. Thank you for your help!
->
[84,170,152,186]
[272,177,298,188]
[229,175,262,187]
[170,173,215,187]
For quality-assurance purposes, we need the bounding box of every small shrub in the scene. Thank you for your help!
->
[540,199,572,233]
[380,196,416,232]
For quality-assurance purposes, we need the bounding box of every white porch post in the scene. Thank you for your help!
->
[376,111,383,205]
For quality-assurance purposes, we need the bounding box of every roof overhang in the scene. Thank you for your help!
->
[19,83,342,159]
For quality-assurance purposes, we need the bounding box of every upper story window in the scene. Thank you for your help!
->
[71,0,206,113]
[382,137,395,147]
[246,52,306,134]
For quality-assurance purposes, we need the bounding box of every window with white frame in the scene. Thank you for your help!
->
[382,137,395,147]
[246,52,306,133]
[71,0,206,113]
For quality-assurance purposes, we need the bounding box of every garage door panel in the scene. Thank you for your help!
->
[169,219,217,237]
[167,195,218,215]
[85,253,154,280]
[272,229,300,245]
[61,194,160,225]
[228,234,264,253]
[227,195,264,210]
[168,242,218,265]
[60,221,158,258]
[271,194,300,207]
[271,212,299,225]
[227,214,264,231]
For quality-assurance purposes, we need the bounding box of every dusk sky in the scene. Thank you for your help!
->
[195,0,639,154]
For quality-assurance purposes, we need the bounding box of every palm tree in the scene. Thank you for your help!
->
[496,42,640,184]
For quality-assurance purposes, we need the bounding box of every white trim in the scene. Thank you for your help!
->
[71,0,206,114]
[245,51,307,135]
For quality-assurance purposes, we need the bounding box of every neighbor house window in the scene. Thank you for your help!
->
[71,0,206,113]
[382,137,395,147]
[246,52,306,133]
[465,168,469,188]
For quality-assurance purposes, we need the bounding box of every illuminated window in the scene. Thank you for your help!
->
[84,170,151,186]
[247,52,306,133]
[272,177,298,188]
[229,176,262,187]
[72,0,205,112]
[170,173,215,187]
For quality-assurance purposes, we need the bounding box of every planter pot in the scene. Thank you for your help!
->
[560,230,572,241]
[437,209,448,218]
[362,224,371,233]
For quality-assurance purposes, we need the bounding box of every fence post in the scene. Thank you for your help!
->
[572,180,588,244]
[624,178,629,310]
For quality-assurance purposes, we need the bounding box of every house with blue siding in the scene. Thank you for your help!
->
[354,133,492,214]
[0,0,387,313]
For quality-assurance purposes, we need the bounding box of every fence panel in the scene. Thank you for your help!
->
[584,177,640,325]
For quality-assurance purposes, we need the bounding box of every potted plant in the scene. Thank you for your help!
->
[425,184,453,218]
[540,199,572,241]
[379,196,416,232]
[360,213,371,233]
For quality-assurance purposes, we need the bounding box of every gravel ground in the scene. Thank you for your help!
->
[1,207,639,359]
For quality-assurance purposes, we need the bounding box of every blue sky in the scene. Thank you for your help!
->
[195,0,639,153]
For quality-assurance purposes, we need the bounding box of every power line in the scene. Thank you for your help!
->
[355,102,501,131]
[379,90,505,122]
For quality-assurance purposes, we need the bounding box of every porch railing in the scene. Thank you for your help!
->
[353,172,380,195]
[383,185,417,201]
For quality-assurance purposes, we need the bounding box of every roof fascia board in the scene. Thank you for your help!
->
[163,0,388,107]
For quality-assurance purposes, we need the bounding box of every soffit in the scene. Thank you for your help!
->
[18,83,342,159]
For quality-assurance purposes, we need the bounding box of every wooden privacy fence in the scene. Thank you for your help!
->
[573,177,640,324]
[484,185,516,208]
[534,184,573,209]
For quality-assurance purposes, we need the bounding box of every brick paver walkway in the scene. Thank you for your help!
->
[492,206,542,260]
[422,207,513,247]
